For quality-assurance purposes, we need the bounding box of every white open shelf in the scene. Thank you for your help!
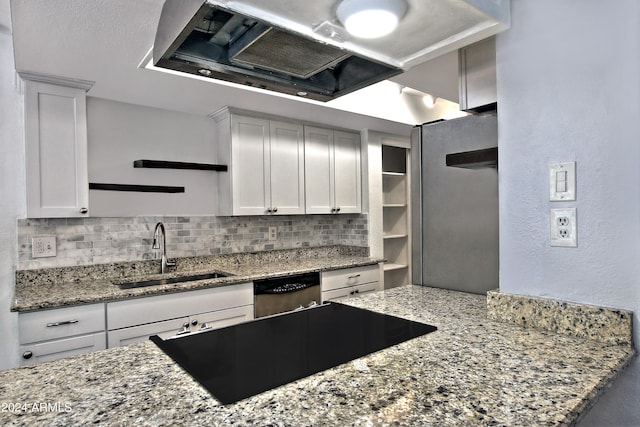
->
[382,143,411,289]
[383,234,408,240]
[383,262,408,271]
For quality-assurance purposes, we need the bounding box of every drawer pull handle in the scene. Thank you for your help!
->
[348,274,361,279]
[23,351,33,359]
[46,320,79,327]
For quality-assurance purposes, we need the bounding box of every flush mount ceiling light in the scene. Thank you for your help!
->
[337,0,408,39]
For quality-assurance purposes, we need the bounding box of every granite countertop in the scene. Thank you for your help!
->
[13,246,382,312]
[0,285,634,426]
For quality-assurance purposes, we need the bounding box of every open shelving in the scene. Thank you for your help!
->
[382,145,411,289]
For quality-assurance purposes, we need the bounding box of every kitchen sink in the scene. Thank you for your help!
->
[115,272,231,290]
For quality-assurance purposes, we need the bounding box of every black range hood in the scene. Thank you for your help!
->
[153,0,402,102]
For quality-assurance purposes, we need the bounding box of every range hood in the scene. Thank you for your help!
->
[153,0,510,102]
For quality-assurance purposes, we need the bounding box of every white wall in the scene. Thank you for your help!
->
[496,0,640,347]
[87,98,218,216]
[0,7,25,369]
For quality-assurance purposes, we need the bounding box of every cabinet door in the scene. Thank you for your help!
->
[321,286,353,302]
[20,332,106,366]
[24,81,89,218]
[321,282,379,303]
[269,121,305,215]
[333,131,362,214]
[108,306,254,347]
[304,126,334,214]
[231,115,271,215]
[107,317,190,347]
[189,305,254,334]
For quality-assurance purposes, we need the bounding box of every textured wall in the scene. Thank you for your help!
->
[496,0,640,347]
[0,13,24,369]
[87,98,218,217]
[17,214,368,270]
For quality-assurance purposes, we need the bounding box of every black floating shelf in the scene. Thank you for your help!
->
[133,159,228,172]
[89,183,185,193]
[445,147,498,170]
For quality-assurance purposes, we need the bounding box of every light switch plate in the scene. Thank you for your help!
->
[549,162,576,201]
[32,236,57,258]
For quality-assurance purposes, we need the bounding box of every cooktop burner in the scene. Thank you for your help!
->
[150,302,437,404]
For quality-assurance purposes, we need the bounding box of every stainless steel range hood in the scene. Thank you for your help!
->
[153,0,510,102]
[153,0,401,101]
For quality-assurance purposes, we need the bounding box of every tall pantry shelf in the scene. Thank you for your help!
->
[382,146,411,289]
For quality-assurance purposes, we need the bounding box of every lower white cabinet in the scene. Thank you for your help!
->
[321,265,381,302]
[107,306,254,347]
[106,283,254,347]
[18,303,106,366]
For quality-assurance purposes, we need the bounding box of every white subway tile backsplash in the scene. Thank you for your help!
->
[17,214,368,269]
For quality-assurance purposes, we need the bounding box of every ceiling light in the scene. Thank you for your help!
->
[337,0,408,39]
[422,94,437,108]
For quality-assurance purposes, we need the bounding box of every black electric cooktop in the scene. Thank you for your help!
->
[150,302,437,404]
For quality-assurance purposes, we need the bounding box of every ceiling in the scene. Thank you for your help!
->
[8,0,498,132]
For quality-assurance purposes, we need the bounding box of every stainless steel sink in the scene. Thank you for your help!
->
[115,272,231,290]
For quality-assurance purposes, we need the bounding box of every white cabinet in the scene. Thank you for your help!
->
[18,303,106,366]
[106,283,254,347]
[214,108,305,216]
[107,306,254,347]
[321,265,381,302]
[304,126,361,214]
[23,77,91,218]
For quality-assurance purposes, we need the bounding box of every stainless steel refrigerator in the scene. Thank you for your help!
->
[410,114,498,294]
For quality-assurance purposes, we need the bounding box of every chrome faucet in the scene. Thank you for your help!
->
[152,222,176,274]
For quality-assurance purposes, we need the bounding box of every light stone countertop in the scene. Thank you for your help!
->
[0,285,634,426]
[12,246,381,312]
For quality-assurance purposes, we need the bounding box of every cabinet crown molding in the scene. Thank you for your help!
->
[18,71,95,91]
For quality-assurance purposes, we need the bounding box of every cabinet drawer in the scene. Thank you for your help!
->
[19,303,105,344]
[322,281,380,302]
[321,265,380,292]
[20,332,106,366]
[107,283,253,330]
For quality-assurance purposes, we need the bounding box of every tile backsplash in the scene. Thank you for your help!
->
[17,214,368,270]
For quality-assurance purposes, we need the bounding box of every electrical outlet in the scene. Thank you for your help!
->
[550,208,577,247]
[268,226,277,241]
[32,236,57,258]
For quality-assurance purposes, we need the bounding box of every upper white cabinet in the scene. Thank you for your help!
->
[23,76,92,218]
[304,126,361,214]
[214,108,305,216]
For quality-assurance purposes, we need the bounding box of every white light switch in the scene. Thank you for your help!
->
[549,162,576,201]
